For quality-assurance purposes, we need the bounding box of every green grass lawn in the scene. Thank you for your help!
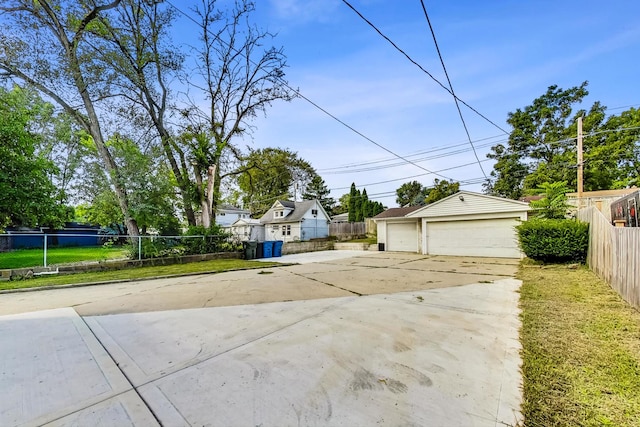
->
[519,264,640,426]
[0,246,127,269]
[0,258,283,291]
[345,237,377,244]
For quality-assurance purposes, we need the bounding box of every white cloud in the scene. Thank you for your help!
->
[267,0,342,24]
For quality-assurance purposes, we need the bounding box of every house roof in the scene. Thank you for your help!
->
[278,200,296,209]
[231,218,261,226]
[217,204,250,213]
[259,199,326,224]
[372,205,422,220]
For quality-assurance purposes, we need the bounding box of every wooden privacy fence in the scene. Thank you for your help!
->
[329,222,367,237]
[577,206,640,310]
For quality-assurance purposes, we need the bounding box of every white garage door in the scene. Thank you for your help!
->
[427,218,520,258]
[387,222,418,252]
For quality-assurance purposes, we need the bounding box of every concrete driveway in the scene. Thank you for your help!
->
[0,251,523,426]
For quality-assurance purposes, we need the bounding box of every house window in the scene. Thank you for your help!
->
[311,209,318,216]
[282,225,291,236]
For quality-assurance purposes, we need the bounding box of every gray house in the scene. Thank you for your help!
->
[215,205,251,228]
[260,200,330,242]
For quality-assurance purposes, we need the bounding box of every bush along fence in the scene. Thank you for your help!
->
[577,206,640,310]
[0,233,241,270]
[516,218,589,263]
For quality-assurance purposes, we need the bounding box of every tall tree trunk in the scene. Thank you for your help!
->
[194,164,217,228]
[62,1,139,236]
[158,132,197,226]
[205,165,216,226]
[193,164,206,227]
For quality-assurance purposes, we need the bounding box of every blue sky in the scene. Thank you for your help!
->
[174,0,640,207]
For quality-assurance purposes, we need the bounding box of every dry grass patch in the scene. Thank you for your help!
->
[519,264,640,426]
[0,259,283,291]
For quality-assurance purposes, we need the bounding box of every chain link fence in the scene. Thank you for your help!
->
[0,233,241,270]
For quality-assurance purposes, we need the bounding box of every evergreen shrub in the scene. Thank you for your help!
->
[516,219,589,263]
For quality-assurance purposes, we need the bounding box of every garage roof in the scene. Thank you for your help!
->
[372,206,422,220]
[406,191,530,218]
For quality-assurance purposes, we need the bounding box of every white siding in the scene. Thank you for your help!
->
[408,192,529,218]
[376,221,388,246]
[266,223,300,242]
[387,222,419,252]
[301,200,330,222]
[426,218,522,258]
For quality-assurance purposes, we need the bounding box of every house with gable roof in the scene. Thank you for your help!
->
[260,199,330,242]
[215,205,251,228]
[229,218,264,242]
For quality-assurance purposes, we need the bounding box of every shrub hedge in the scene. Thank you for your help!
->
[125,225,241,260]
[516,219,589,263]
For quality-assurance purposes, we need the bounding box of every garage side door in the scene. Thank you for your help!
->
[387,222,418,252]
[427,218,520,258]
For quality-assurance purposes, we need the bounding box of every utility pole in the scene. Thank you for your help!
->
[577,116,584,210]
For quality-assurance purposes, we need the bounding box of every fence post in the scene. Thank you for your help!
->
[138,235,142,261]
[43,234,48,268]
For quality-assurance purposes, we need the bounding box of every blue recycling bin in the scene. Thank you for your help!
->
[273,240,284,257]
[262,241,274,258]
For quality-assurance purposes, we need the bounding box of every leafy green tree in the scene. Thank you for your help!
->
[0,0,140,235]
[333,193,350,215]
[88,0,197,228]
[77,135,181,235]
[348,183,357,222]
[529,181,571,219]
[302,175,335,215]
[484,82,616,199]
[425,179,460,204]
[484,143,528,199]
[588,107,640,189]
[0,85,70,228]
[396,181,424,206]
[237,148,315,217]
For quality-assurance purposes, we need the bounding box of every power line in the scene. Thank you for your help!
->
[329,158,492,191]
[318,134,506,172]
[164,0,456,182]
[419,0,487,180]
[606,103,640,112]
[285,89,456,180]
[366,176,487,202]
[341,0,509,136]
[321,140,496,175]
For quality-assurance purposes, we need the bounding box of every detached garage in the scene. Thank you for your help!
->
[406,191,530,258]
[374,191,530,258]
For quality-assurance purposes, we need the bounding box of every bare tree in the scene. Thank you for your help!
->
[0,0,140,236]
[85,0,294,227]
[182,0,295,226]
